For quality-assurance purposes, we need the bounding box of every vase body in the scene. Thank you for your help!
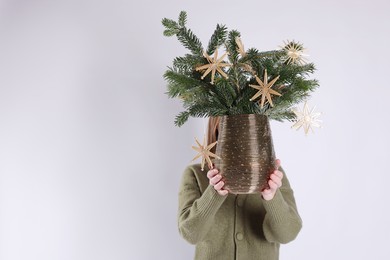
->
[214,114,276,194]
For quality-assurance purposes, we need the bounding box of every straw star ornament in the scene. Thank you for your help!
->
[195,49,231,84]
[249,69,282,108]
[292,101,322,135]
[235,37,246,57]
[191,136,220,171]
[282,40,308,65]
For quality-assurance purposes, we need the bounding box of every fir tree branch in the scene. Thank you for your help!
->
[178,11,187,27]
[172,54,204,74]
[267,110,296,122]
[164,70,206,98]
[206,24,228,54]
[255,50,284,59]
[161,18,179,37]
[177,27,203,56]
[175,111,190,126]
[226,30,241,64]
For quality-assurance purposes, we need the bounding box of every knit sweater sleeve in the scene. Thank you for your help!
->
[177,166,227,245]
[262,170,302,244]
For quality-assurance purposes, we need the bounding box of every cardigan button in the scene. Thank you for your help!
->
[236,232,243,241]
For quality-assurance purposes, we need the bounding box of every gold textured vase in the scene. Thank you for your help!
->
[214,114,276,194]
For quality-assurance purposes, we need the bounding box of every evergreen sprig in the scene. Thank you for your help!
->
[206,24,228,55]
[162,11,320,126]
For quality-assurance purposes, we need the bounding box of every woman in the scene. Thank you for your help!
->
[178,117,302,260]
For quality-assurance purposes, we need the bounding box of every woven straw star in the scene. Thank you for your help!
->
[249,69,281,108]
[235,37,246,57]
[195,49,231,84]
[191,135,220,171]
[282,40,308,65]
[292,101,322,135]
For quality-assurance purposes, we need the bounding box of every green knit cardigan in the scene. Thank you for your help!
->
[178,164,302,260]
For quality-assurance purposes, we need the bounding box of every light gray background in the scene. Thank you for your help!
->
[0,0,389,259]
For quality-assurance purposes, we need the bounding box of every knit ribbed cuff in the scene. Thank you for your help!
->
[262,189,288,223]
[196,185,228,218]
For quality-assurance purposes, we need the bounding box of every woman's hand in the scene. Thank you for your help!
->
[207,167,228,196]
[261,159,284,201]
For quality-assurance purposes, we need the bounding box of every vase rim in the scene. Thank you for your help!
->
[219,114,268,118]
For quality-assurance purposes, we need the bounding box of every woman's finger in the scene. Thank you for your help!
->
[207,168,218,179]
[270,174,282,187]
[261,188,271,195]
[214,180,225,191]
[274,170,283,179]
[218,189,228,196]
[268,179,279,190]
[210,174,222,186]
[275,159,281,170]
